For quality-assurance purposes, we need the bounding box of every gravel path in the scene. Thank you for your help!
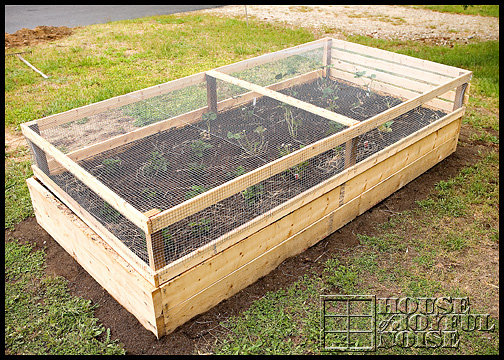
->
[199,5,499,45]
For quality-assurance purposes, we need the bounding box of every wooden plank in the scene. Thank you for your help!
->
[156,107,465,283]
[331,38,470,78]
[31,165,157,284]
[322,38,332,78]
[206,74,217,113]
[149,72,470,233]
[214,38,327,75]
[329,58,456,101]
[330,67,455,113]
[21,123,150,233]
[332,48,453,85]
[162,136,458,334]
[27,177,161,337]
[206,70,360,127]
[37,72,207,131]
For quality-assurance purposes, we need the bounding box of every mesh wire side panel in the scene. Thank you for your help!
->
[230,47,324,87]
[40,81,209,154]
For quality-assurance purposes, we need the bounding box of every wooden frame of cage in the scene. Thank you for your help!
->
[22,38,471,338]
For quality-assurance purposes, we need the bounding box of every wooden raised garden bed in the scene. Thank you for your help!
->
[22,38,471,338]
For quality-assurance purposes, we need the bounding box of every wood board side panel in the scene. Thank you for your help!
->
[330,38,470,78]
[161,136,458,335]
[26,177,161,337]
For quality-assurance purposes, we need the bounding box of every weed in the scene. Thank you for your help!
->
[242,184,264,206]
[323,258,358,294]
[444,231,468,251]
[227,126,267,156]
[142,151,169,177]
[190,139,213,158]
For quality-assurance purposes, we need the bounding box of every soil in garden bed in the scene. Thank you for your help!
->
[49,77,447,265]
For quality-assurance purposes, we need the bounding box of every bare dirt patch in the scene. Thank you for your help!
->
[198,5,499,45]
[5,25,75,49]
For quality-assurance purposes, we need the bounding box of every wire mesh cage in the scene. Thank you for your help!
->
[22,38,471,280]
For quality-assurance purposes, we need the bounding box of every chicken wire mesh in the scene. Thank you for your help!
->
[28,50,454,269]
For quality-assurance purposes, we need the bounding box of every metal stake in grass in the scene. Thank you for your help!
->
[5,51,49,79]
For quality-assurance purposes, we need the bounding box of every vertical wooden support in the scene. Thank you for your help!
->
[344,137,359,169]
[453,71,470,111]
[322,38,332,78]
[27,122,50,175]
[206,74,218,113]
[144,208,166,271]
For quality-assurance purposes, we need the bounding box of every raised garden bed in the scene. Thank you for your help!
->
[22,38,471,338]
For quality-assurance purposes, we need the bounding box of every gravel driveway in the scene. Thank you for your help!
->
[199,5,499,45]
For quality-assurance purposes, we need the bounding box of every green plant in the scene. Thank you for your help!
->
[227,126,267,156]
[241,183,264,206]
[185,185,210,199]
[354,70,377,96]
[142,151,168,177]
[325,121,345,136]
[378,120,394,132]
[141,188,157,198]
[101,158,122,175]
[202,111,217,132]
[278,143,309,178]
[240,106,255,123]
[189,218,212,236]
[226,165,246,179]
[191,139,213,158]
[279,102,302,139]
[99,202,121,223]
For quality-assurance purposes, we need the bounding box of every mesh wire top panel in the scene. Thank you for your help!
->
[30,40,460,269]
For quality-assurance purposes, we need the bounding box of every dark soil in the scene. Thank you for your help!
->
[47,77,446,265]
[5,122,491,354]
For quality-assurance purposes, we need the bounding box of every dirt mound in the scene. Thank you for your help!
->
[5,25,74,49]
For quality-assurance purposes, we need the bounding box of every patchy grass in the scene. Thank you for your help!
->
[5,239,126,355]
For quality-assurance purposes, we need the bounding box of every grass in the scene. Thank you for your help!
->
[5,239,125,355]
[4,6,499,355]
